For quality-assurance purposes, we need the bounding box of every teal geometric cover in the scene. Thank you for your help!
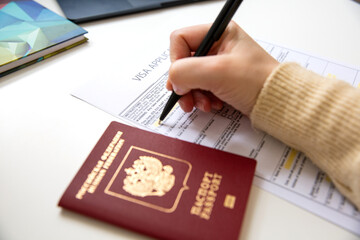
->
[0,0,87,66]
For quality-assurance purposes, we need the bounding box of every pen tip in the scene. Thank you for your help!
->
[154,119,162,127]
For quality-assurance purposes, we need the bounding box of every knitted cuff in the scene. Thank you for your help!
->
[250,62,360,209]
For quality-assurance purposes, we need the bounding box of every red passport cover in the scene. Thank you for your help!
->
[58,121,256,240]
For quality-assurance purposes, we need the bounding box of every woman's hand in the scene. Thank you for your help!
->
[166,21,279,116]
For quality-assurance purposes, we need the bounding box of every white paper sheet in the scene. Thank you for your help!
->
[72,40,360,236]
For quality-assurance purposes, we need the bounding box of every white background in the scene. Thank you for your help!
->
[1,0,360,239]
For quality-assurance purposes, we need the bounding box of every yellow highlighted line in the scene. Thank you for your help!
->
[327,73,337,79]
[284,149,298,170]
[325,175,332,183]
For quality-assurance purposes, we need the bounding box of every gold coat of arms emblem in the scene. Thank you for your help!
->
[123,156,175,197]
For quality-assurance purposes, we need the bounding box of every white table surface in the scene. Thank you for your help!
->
[1,0,360,239]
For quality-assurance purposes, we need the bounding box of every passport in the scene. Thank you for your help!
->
[58,121,256,240]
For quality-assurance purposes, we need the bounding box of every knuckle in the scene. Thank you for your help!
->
[170,29,183,42]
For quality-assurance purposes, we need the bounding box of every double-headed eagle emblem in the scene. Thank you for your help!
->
[123,156,175,197]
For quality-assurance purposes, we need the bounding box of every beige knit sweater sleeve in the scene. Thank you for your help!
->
[251,62,360,210]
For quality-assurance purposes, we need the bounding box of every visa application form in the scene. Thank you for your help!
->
[72,40,360,236]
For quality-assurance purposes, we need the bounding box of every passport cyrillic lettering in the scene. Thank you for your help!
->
[190,171,222,220]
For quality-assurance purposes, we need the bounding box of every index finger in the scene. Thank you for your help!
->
[170,24,212,62]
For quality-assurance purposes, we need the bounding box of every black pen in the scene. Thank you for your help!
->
[159,0,243,123]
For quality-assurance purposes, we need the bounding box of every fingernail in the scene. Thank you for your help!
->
[212,101,223,110]
[195,102,204,111]
[173,85,185,95]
